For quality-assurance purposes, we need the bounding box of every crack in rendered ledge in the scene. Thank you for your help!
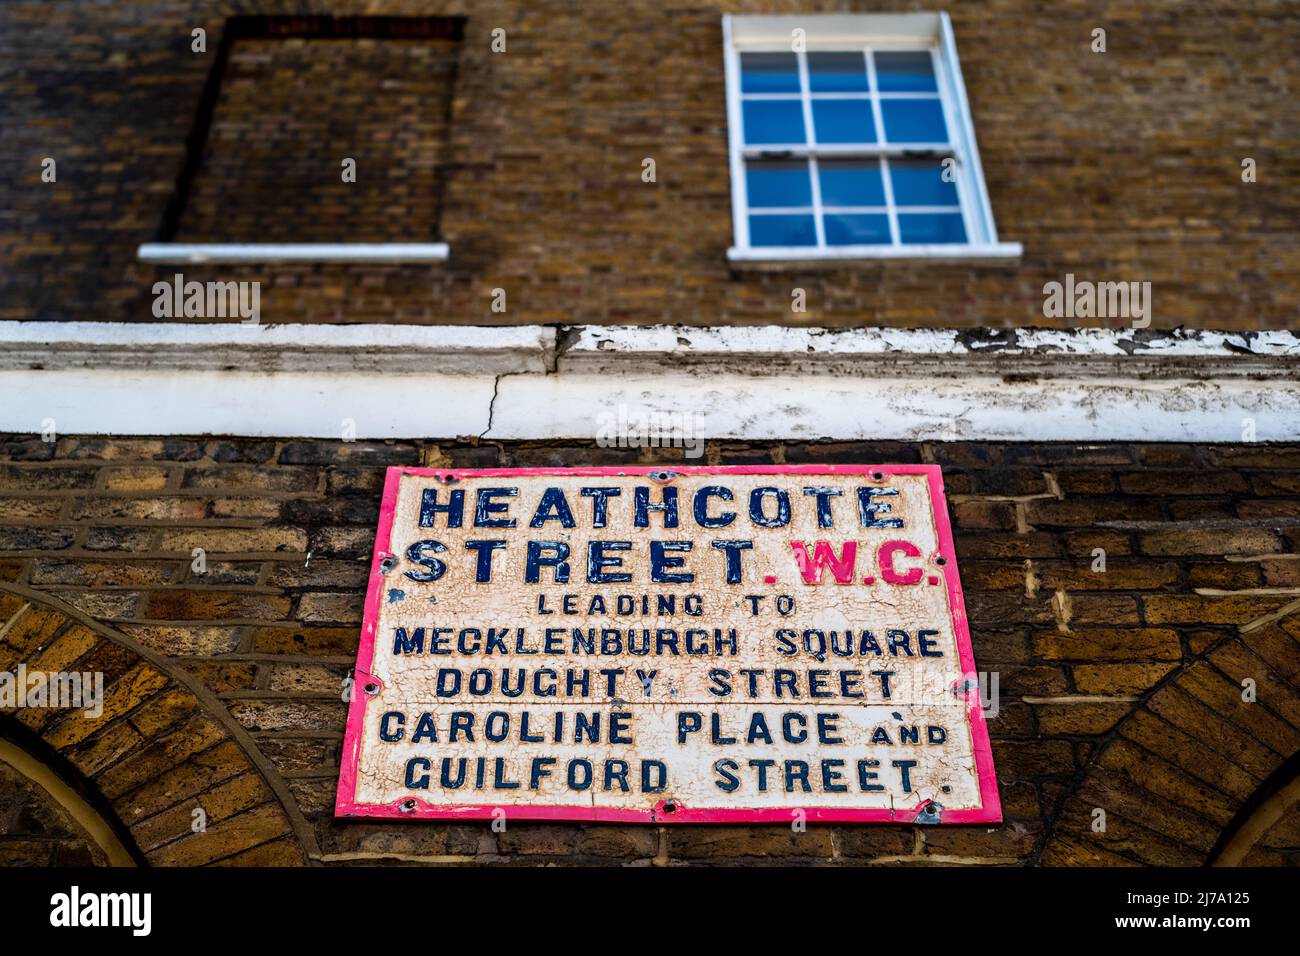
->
[479,371,529,440]
[479,373,506,439]
[480,332,563,439]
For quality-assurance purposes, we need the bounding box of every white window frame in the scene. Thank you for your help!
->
[723,13,1021,265]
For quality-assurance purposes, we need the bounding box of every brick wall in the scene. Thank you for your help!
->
[1,434,1298,865]
[3,0,1296,327]
[175,32,458,244]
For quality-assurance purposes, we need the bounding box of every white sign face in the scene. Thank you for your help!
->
[336,466,999,824]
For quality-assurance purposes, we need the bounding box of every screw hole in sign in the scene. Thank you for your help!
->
[871,470,884,480]
[935,556,947,566]
[661,800,678,815]
[401,799,417,812]
[364,682,379,695]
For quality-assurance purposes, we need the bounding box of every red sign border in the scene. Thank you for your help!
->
[335,464,1002,825]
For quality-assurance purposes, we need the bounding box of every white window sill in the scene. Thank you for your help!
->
[136,243,449,264]
[728,242,1023,268]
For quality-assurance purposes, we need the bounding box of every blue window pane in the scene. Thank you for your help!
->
[811,99,875,143]
[875,51,938,92]
[881,98,947,143]
[808,52,868,92]
[746,161,812,208]
[818,160,885,207]
[749,214,816,247]
[742,100,805,144]
[898,212,967,244]
[824,214,891,246]
[889,160,959,206]
[741,52,800,93]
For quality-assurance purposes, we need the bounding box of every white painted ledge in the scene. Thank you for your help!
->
[137,243,449,264]
[562,326,1300,378]
[0,322,1297,442]
[0,322,551,374]
[728,242,1023,267]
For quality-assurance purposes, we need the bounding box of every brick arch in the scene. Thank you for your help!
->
[1207,749,1300,866]
[1041,609,1300,865]
[0,721,141,866]
[0,582,317,865]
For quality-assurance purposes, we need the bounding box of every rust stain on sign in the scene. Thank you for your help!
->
[335,465,1000,824]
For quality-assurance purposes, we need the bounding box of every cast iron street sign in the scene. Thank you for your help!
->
[336,465,1000,824]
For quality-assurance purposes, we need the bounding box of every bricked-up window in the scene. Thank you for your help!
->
[723,14,1019,264]
[146,16,462,262]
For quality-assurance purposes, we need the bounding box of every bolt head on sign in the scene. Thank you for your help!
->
[335,466,1000,824]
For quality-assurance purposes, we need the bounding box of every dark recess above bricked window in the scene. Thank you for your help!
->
[160,16,464,245]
